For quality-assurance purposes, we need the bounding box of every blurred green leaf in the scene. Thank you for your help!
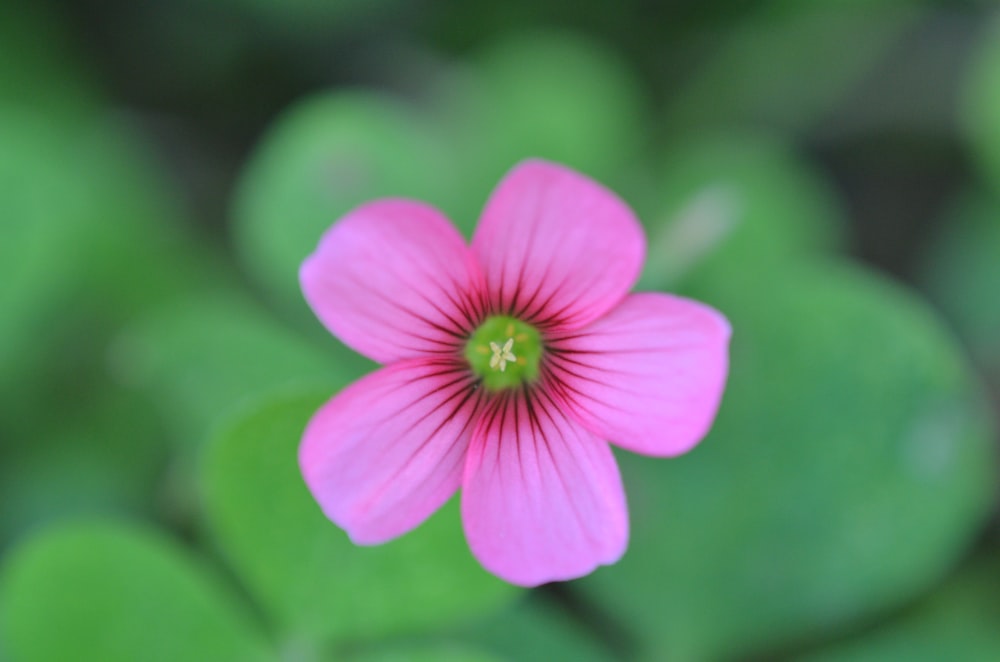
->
[0,0,98,113]
[351,643,502,662]
[233,91,453,316]
[451,595,617,662]
[112,293,364,530]
[577,261,997,660]
[638,132,845,289]
[72,129,224,318]
[0,107,219,315]
[114,292,362,450]
[0,107,107,400]
[0,105,222,417]
[0,387,167,548]
[919,189,1000,375]
[432,29,648,223]
[0,521,272,662]
[201,390,518,648]
[963,14,1000,195]
[805,555,1000,661]
[664,0,924,134]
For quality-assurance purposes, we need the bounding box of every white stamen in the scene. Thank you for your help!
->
[489,337,517,372]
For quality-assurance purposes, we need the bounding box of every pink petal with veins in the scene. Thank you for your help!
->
[549,292,730,457]
[301,199,485,364]
[301,358,482,544]
[462,390,628,586]
[472,160,645,330]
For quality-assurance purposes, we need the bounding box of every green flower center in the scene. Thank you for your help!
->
[464,315,543,391]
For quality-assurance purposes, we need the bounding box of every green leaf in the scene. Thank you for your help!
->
[434,29,648,218]
[201,390,518,648]
[114,293,365,535]
[352,643,503,662]
[232,91,453,315]
[639,131,845,289]
[963,14,1000,196]
[0,521,272,662]
[115,292,364,450]
[805,556,1000,661]
[577,261,997,660]
[0,106,219,317]
[451,595,618,662]
[0,387,167,547]
[0,107,105,399]
[663,0,925,134]
[69,128,224,319]
[0,104,222,415]
[919,189,1000,375]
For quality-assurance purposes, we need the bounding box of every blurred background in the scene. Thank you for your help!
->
[3,0,1000,660]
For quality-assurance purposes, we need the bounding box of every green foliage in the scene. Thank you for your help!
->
[452,595,617,662]
[0,105,220,418]
[963,14,1000,196]
[112,293,364,530]
[434,29,648,222]
[232,91,454,316]
[577,261,998,660]
[232,32,649,316]
[806,555,1000,661]
[0,107,216,316]
[200,391,518,649]
[0,97,222,547]
[351,644,502,662]
[2,4,996,659]
[664,0,925,134]
[0,521,272,662]
[0,388,167,548]
[115,293,364,450]
[638,132,845,288]
[0,108,111,401]
[919,189,1000,374]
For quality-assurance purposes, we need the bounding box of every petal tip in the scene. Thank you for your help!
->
[479,542,628,588]
[461,403,630,587]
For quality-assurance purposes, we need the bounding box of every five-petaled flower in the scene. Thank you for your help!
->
[299,160,731,586]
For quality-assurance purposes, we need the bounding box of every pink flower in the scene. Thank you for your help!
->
[299,160,731,586]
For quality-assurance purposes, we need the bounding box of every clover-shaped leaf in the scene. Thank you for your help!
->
[116,293,362,451]
[640,132,845,289]
[919,189,1000,377]
[0,521,272,662]
[578,261,997,660]
[806,556,1000,661]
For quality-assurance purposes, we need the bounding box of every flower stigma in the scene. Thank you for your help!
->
[489,338,516,372]
[465,315,543,391]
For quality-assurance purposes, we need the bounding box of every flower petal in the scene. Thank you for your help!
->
[471,160,645,330]
[300,359,481,544]
[461,390,628,586]
[301,200,485,364]
[547,292,731,457]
